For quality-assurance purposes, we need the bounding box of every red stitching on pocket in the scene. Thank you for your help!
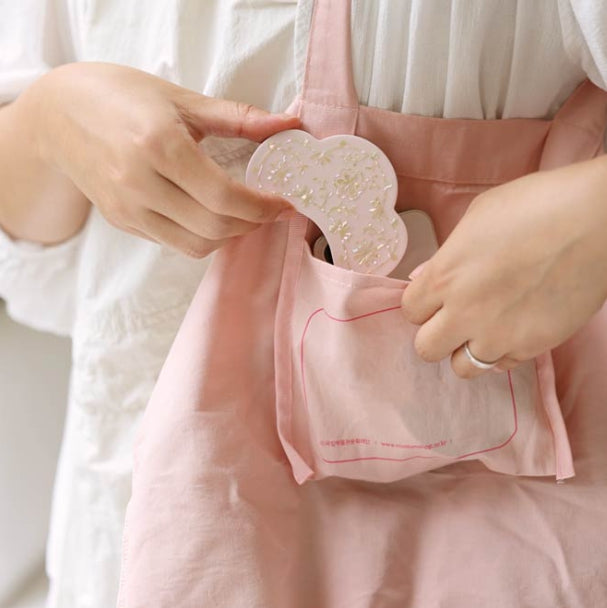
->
[299,306,518,467]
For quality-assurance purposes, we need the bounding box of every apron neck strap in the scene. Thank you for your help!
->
[552,79,607,133]
[540,79,607,170]
[299,0,359,136]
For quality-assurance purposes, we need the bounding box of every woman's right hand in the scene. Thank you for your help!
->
[20,62,300,257]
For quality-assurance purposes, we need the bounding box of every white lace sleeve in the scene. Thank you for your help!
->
[0,0,73,103]
[0,223,86,337]
[0,0,82,336]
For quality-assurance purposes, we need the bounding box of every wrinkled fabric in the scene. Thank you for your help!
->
[118,1,607,607]
[1,2,607,607]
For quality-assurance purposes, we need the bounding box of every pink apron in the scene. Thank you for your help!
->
[118,1,607,606]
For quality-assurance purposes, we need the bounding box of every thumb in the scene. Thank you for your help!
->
[180,94,301,142]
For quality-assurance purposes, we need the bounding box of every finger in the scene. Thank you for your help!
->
[149,172,260,240]
[450,341,504,380]
[492,356,523,373]
[157,138,292,224]
[132,209,227,258]
[122,224,159,244]
[401,264,442,325]
[413,309,468,363]
[179,94,301,142]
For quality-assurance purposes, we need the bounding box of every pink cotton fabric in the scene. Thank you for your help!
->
[118,1,607,606]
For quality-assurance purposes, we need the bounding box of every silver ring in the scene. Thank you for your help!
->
[464,342,498,370]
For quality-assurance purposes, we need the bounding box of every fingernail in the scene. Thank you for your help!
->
[407,261,428,281]
[276,196,294,210]
[278,113,298,121]
[276,208,297,221]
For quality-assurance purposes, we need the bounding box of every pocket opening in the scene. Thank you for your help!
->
[274,222,572,484]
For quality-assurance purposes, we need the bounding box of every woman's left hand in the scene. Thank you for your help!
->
[401,155,607,378]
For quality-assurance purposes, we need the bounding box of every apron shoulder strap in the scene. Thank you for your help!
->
[552,79,607,136]
[299,0,359,136]
[540,79,607,170]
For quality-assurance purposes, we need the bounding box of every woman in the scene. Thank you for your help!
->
[1,1,606,606]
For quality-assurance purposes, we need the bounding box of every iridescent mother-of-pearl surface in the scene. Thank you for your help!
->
[246,130,407,276]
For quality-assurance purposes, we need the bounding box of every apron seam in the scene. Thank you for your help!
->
[396,173,507,186]
[534,356,564,481]
[552,117,606,140]
[299,99,359,111]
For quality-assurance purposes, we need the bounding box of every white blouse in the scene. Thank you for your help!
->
[0,1,606,607]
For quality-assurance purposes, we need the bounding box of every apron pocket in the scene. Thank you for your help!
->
[275,239,573,484]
